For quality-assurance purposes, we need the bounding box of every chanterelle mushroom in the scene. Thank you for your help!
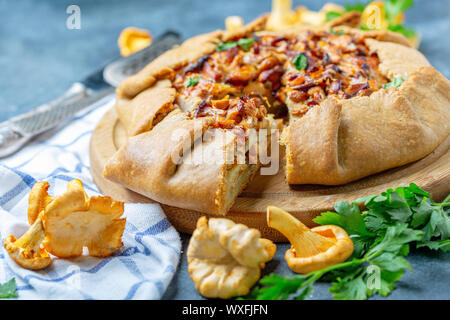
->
[118,27,153,57]
[27,181,53,225]
[3,179,126,270]
[41,179,126,258]
[3,212,51,270]
[187,216,276,299]
[267,206,353,274]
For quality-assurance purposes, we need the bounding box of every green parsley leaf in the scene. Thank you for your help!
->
[350,236,369,258]
[418,201,450,246]
[411,198,434,228]
[217,38,255,52]
[216,41,237,52]
[417,239,450,252]
[367,268,405,297]
[383,76,404,89]
[330,274,367,300]
[325,11,343,22]
[237,38,256,51]
[186,77,200,88]
[383,1,416,39]
[344,2,368,13]
[292,53,307,71]
[385,0,414,24]
[330,27,345,36]
[312,211,342,228]
[383,269,406,295]
[0,278,18,299]
[405,182,430,197]
[243,184,450,301]
[314,201,372,237]
[370,252,412,272]
[383,190,413,223]
[359,25,372,31]
[249,273,308,300]
[388,24,417,38]
[364,209,391,233]
[367,224,423,255]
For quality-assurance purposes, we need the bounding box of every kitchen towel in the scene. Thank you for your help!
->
[0,95,181,299]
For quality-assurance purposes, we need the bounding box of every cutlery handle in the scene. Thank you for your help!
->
[40,82,88,110]
[0,82,88,157]
[0,124,28,158]
[0,84,114,158]
[0,83,85,157]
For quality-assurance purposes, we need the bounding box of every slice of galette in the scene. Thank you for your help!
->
[104,95,273,215]
[276,29,450,184]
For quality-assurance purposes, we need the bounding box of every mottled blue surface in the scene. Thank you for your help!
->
[1,0,449,121]
[0,0,449,300]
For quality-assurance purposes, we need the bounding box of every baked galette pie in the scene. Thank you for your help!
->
[104,16,450,215]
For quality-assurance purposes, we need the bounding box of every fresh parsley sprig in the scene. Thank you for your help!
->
[383,76,404,89]
[237,38,256,51]
[385,0,417,38]
[186,77,200,88]
[387,24,417,38]
[330,28,345,36]
[216,38,256,52]
[0,278,18,299]
[327,1,417,39]
[385,0,414,24]
[326,1,368,22]
[344,2,368,13]
[243,183,449,300]
[325,11,343,22]
[292,53,307,71]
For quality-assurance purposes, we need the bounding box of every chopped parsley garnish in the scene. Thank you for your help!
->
[217,41,238,52]
[326,11,343,22]
[237,38,256,51]
[344,2,368,13]
[330,27,345,36]
[384,0,416,39]
[356,0,416,39]
[216,37,255,52]
[242,183,450,300]
[293,53,308,71]
[186,77,200,88]
[322,0,417,41]
[387,24,417,38]
[385,0,414,24]
[0,278,18,299]
[326,1,368,22]
[383,77,404,89]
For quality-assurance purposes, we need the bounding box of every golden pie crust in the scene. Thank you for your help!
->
[103,15,450,215]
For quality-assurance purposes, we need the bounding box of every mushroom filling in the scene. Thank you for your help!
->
[186,95,268,130]
[172,29,388,123]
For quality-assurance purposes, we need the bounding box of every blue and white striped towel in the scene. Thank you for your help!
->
[0,95,181,299]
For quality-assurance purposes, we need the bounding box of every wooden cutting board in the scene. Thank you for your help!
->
[90,107,450,241]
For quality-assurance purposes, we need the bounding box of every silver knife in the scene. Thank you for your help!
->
[0,31,182,158]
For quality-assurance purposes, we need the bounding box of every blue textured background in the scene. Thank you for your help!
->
[0,0,449,300]
[0,0,449,121]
